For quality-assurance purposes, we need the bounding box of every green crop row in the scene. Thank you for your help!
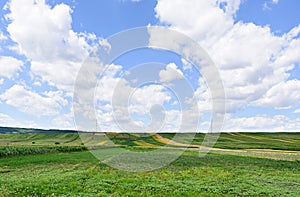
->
[0,145,87,157]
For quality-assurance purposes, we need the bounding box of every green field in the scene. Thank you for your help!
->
[0,127,299,196]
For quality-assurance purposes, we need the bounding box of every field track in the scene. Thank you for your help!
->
[149,134,300,161]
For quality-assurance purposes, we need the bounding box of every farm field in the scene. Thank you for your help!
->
[0,127,299,196]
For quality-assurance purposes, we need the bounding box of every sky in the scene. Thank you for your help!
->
[0,0,299,132]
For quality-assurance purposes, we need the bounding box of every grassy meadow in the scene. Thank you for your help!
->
[0,127,299,196]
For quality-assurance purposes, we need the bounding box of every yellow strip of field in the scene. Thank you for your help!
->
[134,140,158,147]
[150,134,300,161]
[151,134,201,148]
[97,140,108,146]
[236,133,294,143]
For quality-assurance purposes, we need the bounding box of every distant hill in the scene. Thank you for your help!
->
[0,126,78,134]
[0,126,299,151]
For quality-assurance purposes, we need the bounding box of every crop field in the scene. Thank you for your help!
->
[0,127,299,196]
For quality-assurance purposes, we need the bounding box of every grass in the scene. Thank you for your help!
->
[0,133,82,146]
[0,128,299,196]
[0,150,299,196]
[0,145,87,157]
[1,130,299,151]
[177,133,300,151]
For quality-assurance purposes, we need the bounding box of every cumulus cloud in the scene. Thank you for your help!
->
[223,114,300,131]
[195,78,213,113]
[83,63,195,132]
[1,0,297,132]
[94,64,123,103]
[0,56,23,78]
[155,0,237,48]
[5,0,90,92]
[253,80,300,109]
[52,113,74,129]
[153,0,300,113]
[159,63,183,82]
[128,84,172,113]
[0,84,67,116]
[94,66,177,132]
[95,82,177,132]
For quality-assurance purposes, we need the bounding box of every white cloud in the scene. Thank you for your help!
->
[95,82,175,132]
[91,63,188,132]
[155,0,240,48]
[0,113,17,127]
[294,109,300,114]
[253,80,300,109]
[195,78,213,113]
[5,0,90,92]
[155,3,224,45]
[210,22,283,71]
[275,35,300,68]
[52,113,74,129]
[99,39,111,52]
[96,79,173,132]
[262,2,271,10]
[286,24,300,40]
[64,60,207,132]
[30,61,81,91]
[0,56,23,78]
[263,0,279,10]
[208,22,291,111]
[159,63,183,82]
[181,58,192,71]
[129,84,172,113]
[223,114,300,131]
[0,84,67,116]
[1,0,297,132]
[153,0,300,113]
[95,64,123,102]
[0,31,7,40]
[159,109,182,132]
[33,81,42,87]
[0,78,4,86]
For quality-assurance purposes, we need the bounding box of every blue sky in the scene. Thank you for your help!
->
[0,0,299,132]
[237,0,300,34]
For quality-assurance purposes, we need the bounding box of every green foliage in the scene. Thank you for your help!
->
[189,133,300,151]
[0,150,299,196]
[0,128,299,196]
[0,133,82,146]
[105,132,300,151]
[1,127,299,151]
[105,133,167,147]
[0,146,87,157]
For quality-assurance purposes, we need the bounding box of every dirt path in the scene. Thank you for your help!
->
[151,134,300,161]
[151,134,202,148]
